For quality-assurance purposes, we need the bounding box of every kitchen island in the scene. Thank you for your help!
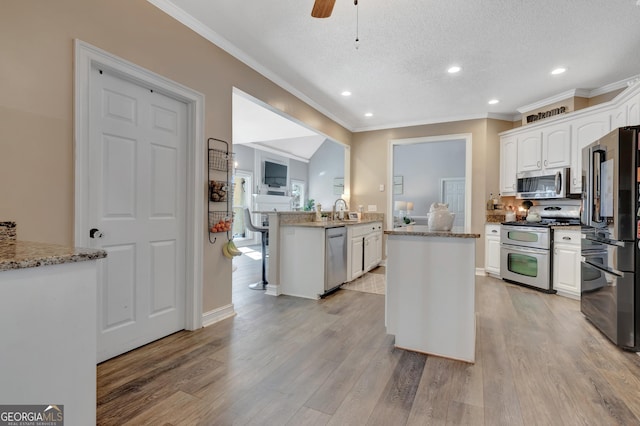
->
[384,225,480,363]
[0,231,106,426]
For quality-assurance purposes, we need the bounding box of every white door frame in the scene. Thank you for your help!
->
[74,40,205,330]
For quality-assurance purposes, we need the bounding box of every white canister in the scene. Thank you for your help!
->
[505,211,516,222]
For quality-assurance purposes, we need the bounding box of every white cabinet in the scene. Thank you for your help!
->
[517,131,543,172]
[542,122,572,169]
[553,229,581,299]
[350,235,364,280]
[364,227,382,272]
[569,112,611,194]
[500,135,518,195]
[612,91,640,128]
[516,124,571,174]
[348,221,383,280]
[484,224,501,277]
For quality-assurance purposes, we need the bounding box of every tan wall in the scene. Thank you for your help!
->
[0,0,350,313]
[351,118,513,267]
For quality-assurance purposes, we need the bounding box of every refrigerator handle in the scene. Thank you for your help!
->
[592,149,604,224]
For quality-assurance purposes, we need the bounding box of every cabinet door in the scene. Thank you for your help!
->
[373,233,382,265]
[484,225,501,276]
[570,113,611,193]
[351,237,363,280]
[517,131,542,172]
[613,92,640,128]
[553,243,581,299]
[542,123,571,169]
[364,234,376,272]
[500,135,518,195]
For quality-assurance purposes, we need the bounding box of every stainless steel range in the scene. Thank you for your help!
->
[500,204,580,292]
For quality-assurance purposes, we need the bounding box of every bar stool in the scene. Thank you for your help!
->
[244,208,269,290]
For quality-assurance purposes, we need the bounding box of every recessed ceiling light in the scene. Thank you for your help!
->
[551,67,566,75]
[341,91,352,96]
[364,112,373,117]
[488,99,499,105]
[448,66,461,74]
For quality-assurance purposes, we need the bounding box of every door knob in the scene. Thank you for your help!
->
[90,228,104,239]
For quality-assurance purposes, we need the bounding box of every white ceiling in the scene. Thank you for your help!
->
[149,0,640,135]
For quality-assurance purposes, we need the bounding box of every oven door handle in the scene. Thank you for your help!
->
[502,244,548,255]
[583,235,626,248]
[580,258,624,278]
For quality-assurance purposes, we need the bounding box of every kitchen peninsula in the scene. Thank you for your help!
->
[264,211,384,299]
[385,225,480,363]
[0,222,106,426]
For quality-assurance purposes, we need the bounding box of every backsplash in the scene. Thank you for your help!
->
[0,222,17,242]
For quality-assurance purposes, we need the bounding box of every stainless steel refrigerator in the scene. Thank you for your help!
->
[581,126,640,351]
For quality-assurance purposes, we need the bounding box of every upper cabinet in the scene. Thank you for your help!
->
[500,135,517,195]
[501,82,640,196]
[516,131,542,172]
[542,123,572,169]
[569,112,611,194]
[516,123,571,173]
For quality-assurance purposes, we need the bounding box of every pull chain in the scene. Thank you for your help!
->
[354,0,359,49]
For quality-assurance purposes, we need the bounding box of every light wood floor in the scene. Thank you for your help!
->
[97,250,640,425]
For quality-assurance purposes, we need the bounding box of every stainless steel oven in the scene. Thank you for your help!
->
[500,225,553,292]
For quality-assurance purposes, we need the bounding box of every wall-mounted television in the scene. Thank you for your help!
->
[264,160,287,187]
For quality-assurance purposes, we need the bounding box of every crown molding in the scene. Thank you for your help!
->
[352,112,517,133]
[516,89,590,114]
[146,0,354,132]
[590,73,640,97]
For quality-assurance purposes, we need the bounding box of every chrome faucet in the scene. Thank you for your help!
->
[333,198,349,220]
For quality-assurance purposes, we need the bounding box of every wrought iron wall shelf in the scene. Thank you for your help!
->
[207,138,234,244]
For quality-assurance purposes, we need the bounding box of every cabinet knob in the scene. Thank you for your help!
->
[544,160,548,167]
[537,161,541,168]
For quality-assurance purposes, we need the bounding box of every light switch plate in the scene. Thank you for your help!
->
[379,184,385,191]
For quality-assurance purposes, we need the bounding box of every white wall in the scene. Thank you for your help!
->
[308,140,345,211]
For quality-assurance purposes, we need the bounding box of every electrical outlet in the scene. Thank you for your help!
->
[367,205,377,212]
[379,184,385,192]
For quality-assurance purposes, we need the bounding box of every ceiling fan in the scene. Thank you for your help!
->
[311,0,336,18]
[312,0,358,18]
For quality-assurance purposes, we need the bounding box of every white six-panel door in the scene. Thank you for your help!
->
[90,66,187,362]
[441,177,465,228]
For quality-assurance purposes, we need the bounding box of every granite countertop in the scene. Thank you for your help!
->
[385,225,480,239]
[0,240,107,272]
[281,218,382,228]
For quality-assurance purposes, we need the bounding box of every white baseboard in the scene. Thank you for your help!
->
[265,283,281,296]
[475,267,486,276]
[202,303,236,327]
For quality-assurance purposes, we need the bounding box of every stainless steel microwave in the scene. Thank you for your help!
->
[516,168,569,199]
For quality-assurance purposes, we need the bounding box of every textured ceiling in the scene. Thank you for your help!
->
[149,0,640,133]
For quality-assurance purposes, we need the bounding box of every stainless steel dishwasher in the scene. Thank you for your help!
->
[325,226,347,292]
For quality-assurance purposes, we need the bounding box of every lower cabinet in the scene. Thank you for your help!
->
[484,224,501,277]
[350,236,364,280]
[348,222,383,280]
[553,229,581,299]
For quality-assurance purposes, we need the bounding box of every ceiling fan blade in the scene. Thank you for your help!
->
[311,0,336,18]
